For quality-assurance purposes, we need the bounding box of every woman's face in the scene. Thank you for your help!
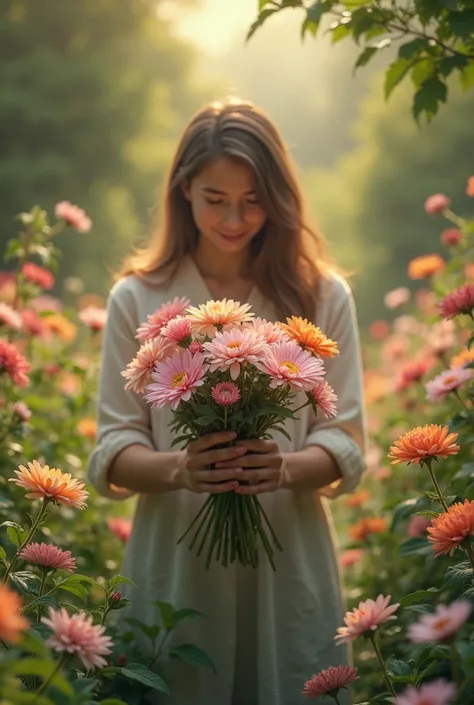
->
[184,156,267,255]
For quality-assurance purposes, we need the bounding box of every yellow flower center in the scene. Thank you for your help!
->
[281,360,299,375]
[227,341,240,349]
[433,617,450,631]
[442,375,457,386]
[170,371,187,388]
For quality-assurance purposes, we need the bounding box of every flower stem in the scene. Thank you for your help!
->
[369,633,397,697]
[32,653,67,702]
[453,389,467,409]
[465,540,474,572]
[2,500,50,584]
[333,695,341,705]
[426,463,449,513]
[36,571,47,622]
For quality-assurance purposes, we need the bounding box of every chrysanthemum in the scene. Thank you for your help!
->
[408,600,471,644]
[203,327,267,379]
[408,254,445,280]
[55,201,92,233]
[79,305,107,331]
[185,299,254,335]
[44,313,77,342]
[308,380,338,418]
[450,348,474,369]
[427,499,474,557]
[0,301,22,329]
[0,338,30,386]
[394,679,456,705]
[19,542,76,572]
[334,594,399,644]
[303,664,359,699]
[384,287,411,309]
[438,283,474,319]
[145,349,208,410]
[244,317,288,344]
[161,315,193,346]
[9,460,89,509]
[136,297,190,342]
[41,607,113,670]
[424,193,451,215]
[426,368,472,403]
[211,382,241,406]
[0,584,29,643]
[388,425,460,466]
[122,337,172,394]
[256,341,325,391]
[108,517,132,542]
[279,316,339,358]
[441,228,461,247]
[348,517,387,542]
[394,360,431,392]
[22,262,55,290]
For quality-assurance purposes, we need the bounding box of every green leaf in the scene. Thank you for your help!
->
[413,77,448,121]
[107,574,135,590]
[438,54,470,77]
[330,21,352,43]
[400,588,439,606]
[99,700,130,705]
[194,416,219,426]
[398,37,430,60]
[398,537,431,556]
[170,643,216,674]
[20,627,50,657]
[467,334,474,350]
[415,510,439,518]
[154,600,175,630]
[10,571,41,594]
[384,58,412,99]
[0,545,6,563]
[460,63,474,91]
[444,561,473,587]
[247,8,279,41]
[355,46,378,69]
[172,607,205,627]
[119,663,170,693]
[125,617,161,643]
[3,521,28,547]
[386,657,414,677]
[448,9,474,37]
[10,658,74,696]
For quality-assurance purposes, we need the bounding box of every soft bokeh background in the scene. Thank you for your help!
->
[1,0,472,327]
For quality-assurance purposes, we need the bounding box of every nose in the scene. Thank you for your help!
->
[223,204,244,228]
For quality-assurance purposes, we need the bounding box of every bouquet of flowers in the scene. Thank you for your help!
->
[122,298,339,569]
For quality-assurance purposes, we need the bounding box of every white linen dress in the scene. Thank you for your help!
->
[87,256,366,705]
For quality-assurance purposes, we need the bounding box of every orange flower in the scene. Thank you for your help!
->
[450,348,474,369]
[45,314,77,342]
[349,517,387,542]
[185,299,253,335]
[408,254,445,280]
[9,460,89,509]
[428,500,474,557]
[467,176,474,197]
[78,417,97,440]
[388,424,460,466]
[279,316,339,358]
[347,490,371,508]
[0,584,29,643]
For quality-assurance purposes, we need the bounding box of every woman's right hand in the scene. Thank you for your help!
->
[178,431,246,494]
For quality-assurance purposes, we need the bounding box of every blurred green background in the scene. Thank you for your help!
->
[1,0,472,327]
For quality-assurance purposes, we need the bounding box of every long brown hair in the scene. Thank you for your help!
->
[117,98,335,320]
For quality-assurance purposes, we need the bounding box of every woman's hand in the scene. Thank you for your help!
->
[215,439,283,495]
[178,431,247,494]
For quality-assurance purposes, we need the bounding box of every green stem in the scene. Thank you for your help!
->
[32,653,67,702]
[369,633,397,697]
[177,495,213,545]
[426,464,449,513]
[452,389,468,409]
[465,541,474,572]
[450,645,462,685]
[333,695,341,705]
[3,500,50,584]
[36,572,47,622]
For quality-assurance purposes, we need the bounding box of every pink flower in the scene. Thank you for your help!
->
[257,341,325,391]
[395,360,431,392]
[441,228,461,247]
[12,401,31,422]
[122,337,172,394]
[145,349,208,410]
[161,315,193,346]
[0,339,30,386]
[185,299,254,335]
[384,287,411,309]
[407,514,432,538]
[426,368,472,403]
[0,302,22,330]
[408,601,472,644]
[335,594,400,644]
[79,305,107,331]
[309,380,338,418]
[136,297,190,342]
[303,664,359,699]
[203,327,267,380]
[55,201,92,233]
[108,517,132,542]
[41,607,113,670]
[427,319,456,355]
[394,679,456,705]
[340,548,363,568]
[438,283,474,319]
[211,382,241,406]
[21,309,47,337]
[19,542,76,572]
[22,263,54,290]
[244,317,288,344]
[424,194,451,215]
[189,340,203,355]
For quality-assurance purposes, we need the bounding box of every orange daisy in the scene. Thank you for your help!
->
[348,517,387,542]
[388,424,459,466]
[427,500,474,557]
[9,460,89,509]
[0,584,29,643]
[278,316,339,358]
[185,299,254,335]
[408,254,445,280]
[450,348,474,369]
[77,417,97,440]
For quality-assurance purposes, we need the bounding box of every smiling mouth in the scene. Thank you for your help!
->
[218,231,247,239]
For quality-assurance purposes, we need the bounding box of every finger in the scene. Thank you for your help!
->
[235,481,279,495]
[240,469,281,483]
[199,445,247,467]
[237,439,278,453]
[197,480,240,494]
[188,431,237,453]
[193,468,244,483]
[215,454,281,469]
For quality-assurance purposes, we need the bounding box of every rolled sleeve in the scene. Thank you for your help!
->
[87,281,155,500]
[305,277,367,498]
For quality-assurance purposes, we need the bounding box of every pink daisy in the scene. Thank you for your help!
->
[55,201,92,233]
[407,514,432,538]
[424,193,451,215]
[108,517,132,542]
[189,340,203,355]
[438,283,474,319]
[340,548,363,568]
[41,607,113,670]
[185,299,254,335]
[441,228,461,247]
[425,368,472,403]
[0,338,30,386]
[384,287,411,309]
[79,305,107,331]
[408,600,472,644]
[244,317,288,344]
[22,262,54,290]
[203,327,267,380]
[136,297,190,342]
[19,542,76,572]
[145,349,208,410]
[309,380,338,418]
[12,401,31,422]
[335,594,400,644]
[256,341,325,391]
[0,302,22,330]
[394,679,456,705]
[303,665,359,699]
[161,315,193,346]
[21,309,47,337]
[122,337,172,394]
[211,382,241,406]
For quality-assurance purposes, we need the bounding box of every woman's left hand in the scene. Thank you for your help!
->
[214,439,283,494]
